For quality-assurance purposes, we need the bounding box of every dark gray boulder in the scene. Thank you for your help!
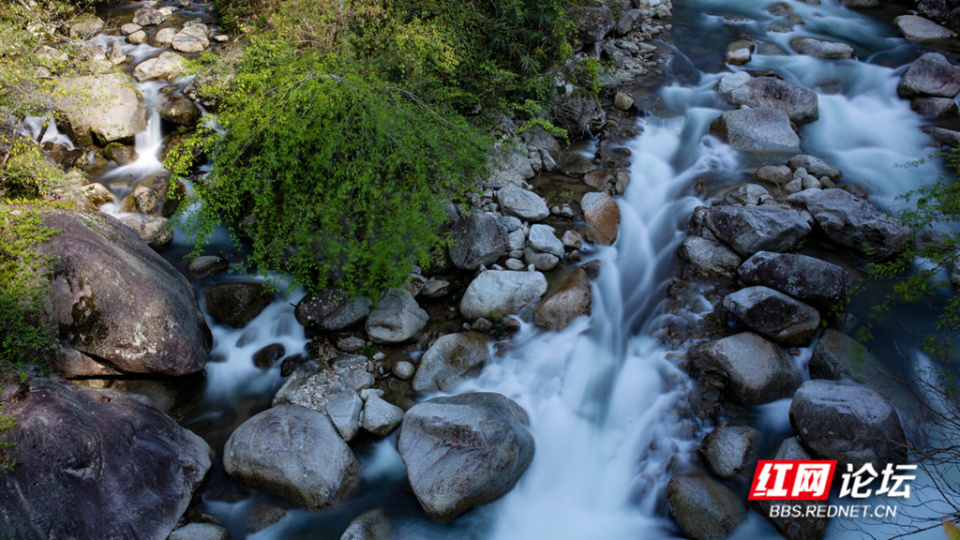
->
[787,155,842,181]
[789,37,855,59]
[295,288,370,331]
[679,236,743,278]
[449,210,509,270]
[808,329,876,382]
[724,286,820,346]
[413,331,490,393]
[365,288,428,344]
[710,108,801,154]
[690,332,801,405]
[897,52,960,98]
[696,205,812,257]
[533,268,592,331]
[205,282,276,327]
[754,437,830,540]
[728,77,819,124]
[698,423,759,479]
[576,5,615,43]
[738,251,852,310]
[666,471,747,540]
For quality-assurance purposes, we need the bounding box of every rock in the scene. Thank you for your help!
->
[679,236,742,278]
[0,378,211,539]
[523,247,559,271]
[581,192,620,245]
[486,138,536,188]
[205,282,276,328]
[728,77,819,124]
[341,509,390,540]
[809,329,876,381]
[723,286,820,346]
[614,91,634,111]
[787,155,842,181]
[420,278,452,298]
[127,30,148,45]
[533,268,592,331]
[159,98,202,126]
[413,331,490,392]
[252,343,285,369]
[155,27,177,47]
[121,23,142,36]
[107,41,126,65]
[365,288,428,343]
[894,15,957,41]
[119,214,173,250]
[295,289,370,331]
[790,380,907,467]
[923,125,960,146]
[36,211,211,377]
[699,424,759,479]
[725,184,771,206]
[224,405,360,509]
[562,230,583,249]
[168,523,230,540]
[717,71,752,96]
[398,392,535,521]
[527,224,564,257]
[105,143,139,167]
[666,471,747,540]
[80,183,114,206]
[898,52,960,98]
[697,205,811,257]
[911,96,958,117]
[51,74,147,147]
[754,165,793,186]
[186,255,229,280]
[690,332,801,405]
[460,270,548,321]
[577,5,615,43]
[756,438,830,540]
[243,503,288,533]
[393,361,415,379]
[789,37,855,59]
[709,108,801,154]
[69,14,104,38]
[172,24,211,53]
[133,6,167,26]
[725,39,754,66]
[361,393,404,436]
[498,184,550,222]
[449,210,509,270]
[738,251,851,310]
[133,52,187,82]
[790,188,909,259]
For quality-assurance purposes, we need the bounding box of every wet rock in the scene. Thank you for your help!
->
[168,523,230,540]
[728,76,819,124]
[666,471,747,540]
[789,37,855,59]
[127,30,148,45]
[723,286,820,346]
[253,343,286,369]
[205,282,276,328]
[449,210,509,270]
[581,192,620,245]
[80,183,115,206]
[923,125,960,146]
[413,331,490,393]
[894,14,958,41]
[577,5,615,43]
[0,378,211,539]
[524,247,559,271]
[393,360,415,379]
[486,138,536,188]
[398,392,535,521]
[679,236,742,278]
[361,393,404,436]
[324,390,363,441]
[738,251,852,310]
[790,380,907,467]
[697,205,811,257]
[120,172,183,217]
[787,155,842,181]
[243,503,288,533]
[699,424,759,479]
[224,405,360,509]
[133,6,167,26]
[460,270,548,321]
[709,107,801,154]
[690,332,801,405]
[107,41,126,65]
[614,91,635,111]
[186,255,229,280]
[754,164,793,186]
[341,509,391,540]
[121,23,142,36]
[717,71,752,96]
[69,14,104,37]
[562,230,583,249]
[911,96,958,117]
[527,224,564,257]
[133,52,187,82]
[295,289,370,331]
[155,27,177,47]
[420,278,452,298]
[498,184,550,222]
[365,288,428,344]
[533,268,592,331]
[51,74,147,146]
[898,52,960,98]
[725,39,754,66]
[756,437,830,540]
[119,214,173,250]
[172,24,211,53]
[808,329,876,381]
[160,98,202,127]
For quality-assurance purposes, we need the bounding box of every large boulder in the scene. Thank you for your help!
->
[723,286,820,346]
[678,236,742,278]
[172,24,211,53]
[498,184,550,222]
[365,288,428,344]
[51,74,147,146]
[532,268,592,331]
[790,380,908,467]
[790,189,910,258]
[666,471,747,540]
[132,6,167,26]
[36,211,211,377]
[709,108,801,154]
[897,52,960,98]
[728,77,819,124]
[460,270,547,321]
[808,329,876,382]
[0,378,211,540]
[295,289,369,331]
[398,392,535,521]
[205,282,275,328]
[789,37,855,59]
[894,15,958,41]
[413,332,490,393]
[738,251,852,310]
[698,423,759,479]
[223,404,361,509]
[755,437,830,540]
[696,205,812,257]
[159,98,202,127]
[689,332,801,405]
[577,5,615,43]
[581,192,620,245]
[133,52,187,82]
[449,211,509,270]
[119,214,174,250]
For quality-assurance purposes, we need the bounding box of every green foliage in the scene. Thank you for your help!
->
[0,133,66,199]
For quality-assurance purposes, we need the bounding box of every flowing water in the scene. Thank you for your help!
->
[26,0,957,537]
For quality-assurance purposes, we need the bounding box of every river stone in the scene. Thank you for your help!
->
[724,286,820,346]
[160,98,202,126]
[527,225,563,257]
[717,71,752,95]
[51,73,147,146]
[69,14,104,37]
[790,188,910,258]
[498,184,550,222]
[787,155,842,181]
[725,39,754,66]
[168,523,230,540]
[689,332,801,405]
[738,251,851,310]
[35,211,211,376]
[666,471,747,540]
[533,268,592,331]
[121,23,141,35]
[205,282,276,327]
[133,6,167,26]
[398,392,535,521]
[104,142,138,164]
[699,423,759,479]
[809,329,876,381]
[365,288,428,343]
[728,77,819,124]
[449,210,509,270]
[341,509,391,540]
[133,52,187,82]
[119,214,173,250]
[789,37,855,59]
[790,380,907,467]
[128,30,148,45]
[0,378,211,540]
[581,192,620,245]
[895,14,958,41]
[710,108,801,154]
[155,27,177,47]
[898,52,960,98]
[679,236,742,278]
[460,270,548,321]
[413,331,490,393]
[186,255,229,280]
[361,393,404,436]
[756,437,830,540]
[172,24,210,53]
[80,183,115,206]
[524,247,559,271]
[224,405,360,509]
[108,41,126,65]
[486,138,536,188]
[120,172,183,217]
[296,289,370,331]
[912,96,959,117]
[697,205,811,257]
[325,390,362,441]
